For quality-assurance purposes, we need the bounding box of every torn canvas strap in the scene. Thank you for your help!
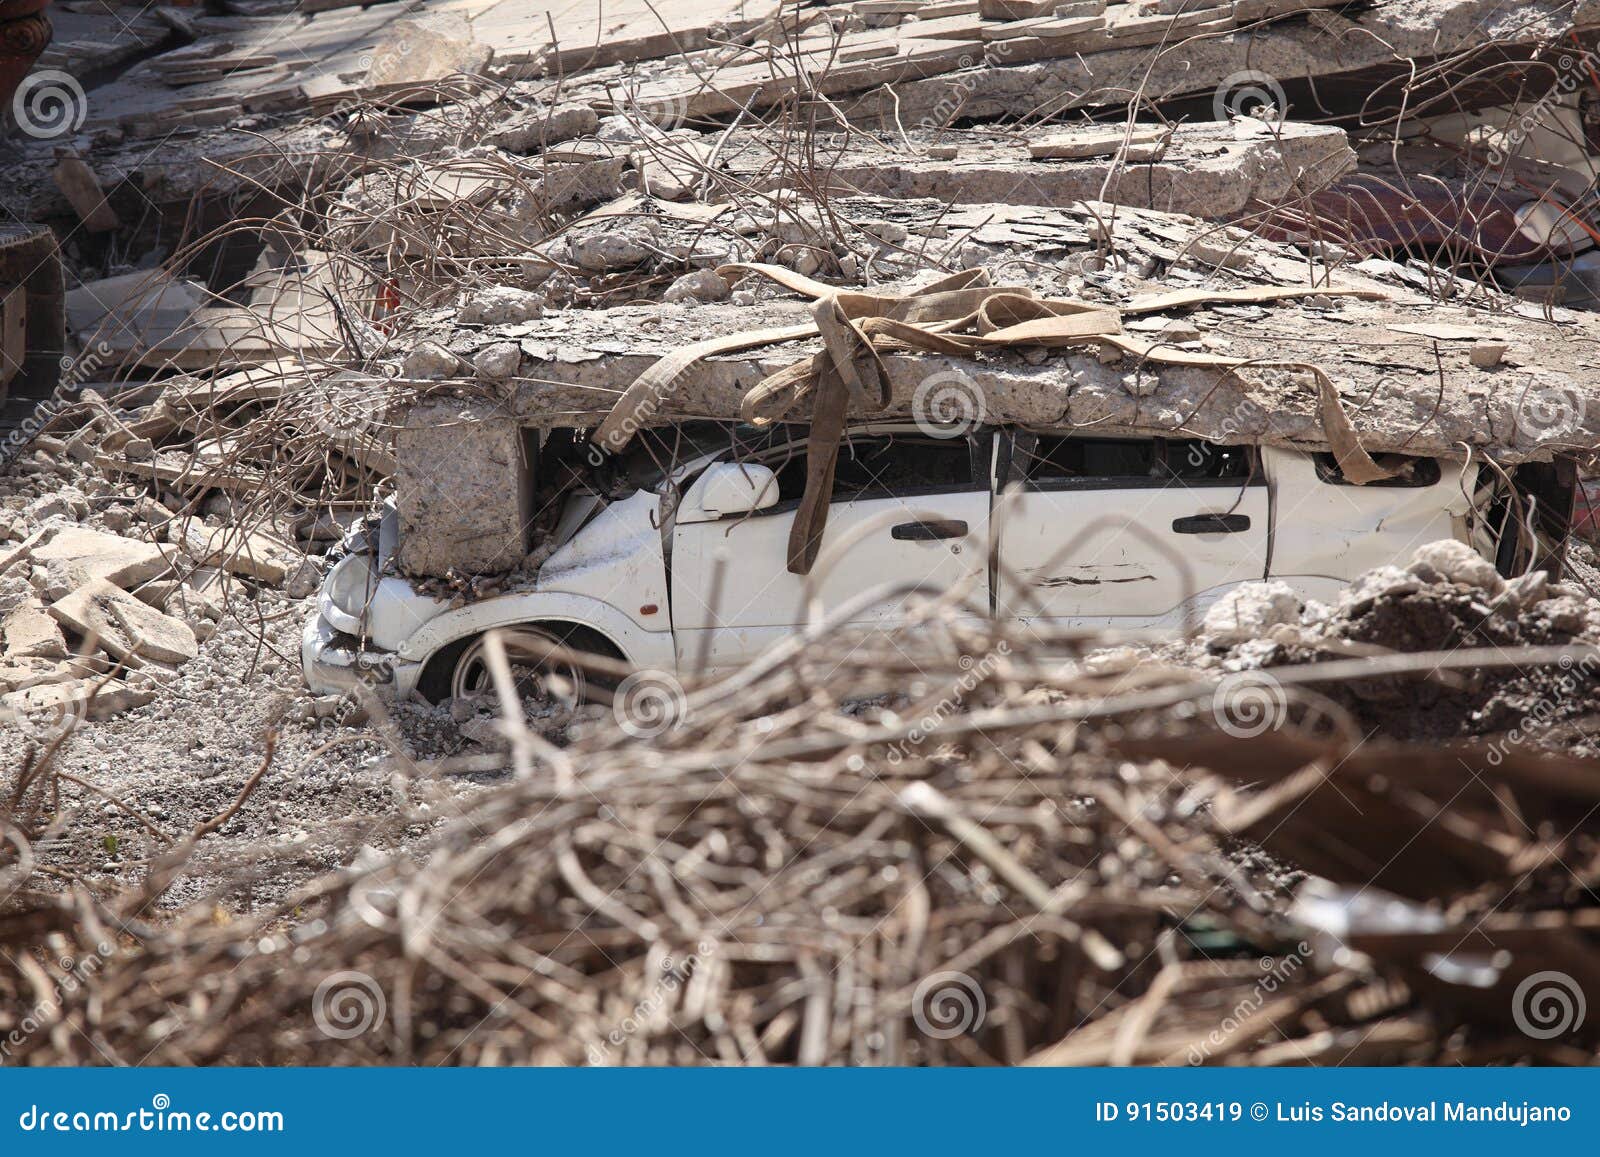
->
[594,263,1396,572]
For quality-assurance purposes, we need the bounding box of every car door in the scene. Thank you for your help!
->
[671,428,992,670]
[995,432,1268,630]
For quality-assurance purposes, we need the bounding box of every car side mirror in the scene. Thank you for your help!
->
[682,462,780,522]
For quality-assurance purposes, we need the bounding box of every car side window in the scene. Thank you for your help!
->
[1017,434,1256,489]
[752,433,977,509]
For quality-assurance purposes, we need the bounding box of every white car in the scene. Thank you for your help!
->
[303,422,1485,701]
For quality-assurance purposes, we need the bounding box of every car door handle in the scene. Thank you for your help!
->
[891,519,968,541]
[1172,514,1251,534]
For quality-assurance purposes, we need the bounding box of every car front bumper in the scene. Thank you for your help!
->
[301,613,420,698]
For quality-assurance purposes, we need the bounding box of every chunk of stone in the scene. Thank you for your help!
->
[49,579,198,666]
[458,286,545,326]
[1202,580,1301,645]
[474,341,522,381]
[284,557,323,600]
[0,657,80,694]
[3,601,67,660]
[2,678,155,729]
[1337,565,1421,615]
[1407,539,1502,594]
[1500,569,1548,611]
[663,268,732,304]
[402,341,463,380]
[172,520,292,584]
[1470,341,1508,368]
[568,217,658,272]
[32,527,171,594]
[101,506,134,534]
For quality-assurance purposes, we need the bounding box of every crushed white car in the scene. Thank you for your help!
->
[303,422,1530,700]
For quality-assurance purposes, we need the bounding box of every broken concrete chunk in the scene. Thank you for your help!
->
[50,579,199,667]
[1202,580,1301,645]
[1470,341,1508,368]
[1407,539,1503,595]
[3,601,67,660]
[0,657,81,694]
[172,520,293,584]
[32,527,171,594]
[284,557,323,601]
[458,286,545,326]
[26,490,89,523]
[402,341,463,380]
[2,677,156,730]
[474,341,522,381]
[568,217,659,272]
[663,269,732,304]
[1337,565,1421,616]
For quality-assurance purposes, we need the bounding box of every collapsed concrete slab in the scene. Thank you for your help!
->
[719,121,1355,216]
[31,527,172,597]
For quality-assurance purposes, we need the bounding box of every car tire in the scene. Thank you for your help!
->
[415,623,622,705]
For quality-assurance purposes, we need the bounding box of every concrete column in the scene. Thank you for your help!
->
[396,400,533,577]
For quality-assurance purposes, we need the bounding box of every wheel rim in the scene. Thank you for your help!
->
[449,628,586,710]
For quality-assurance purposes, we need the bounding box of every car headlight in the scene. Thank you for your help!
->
[320,552,376,634]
